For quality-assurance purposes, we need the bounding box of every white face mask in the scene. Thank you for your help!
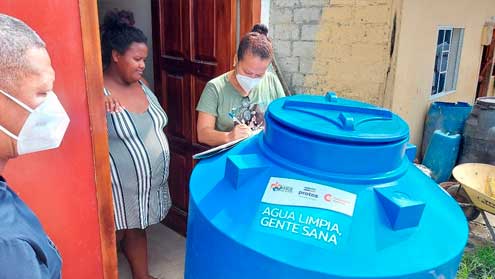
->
[236,74,262,94]
[0,89,70,155]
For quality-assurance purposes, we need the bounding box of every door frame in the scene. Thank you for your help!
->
[79,1,118,278]
[477,27,495,98]
[240,0,262,36]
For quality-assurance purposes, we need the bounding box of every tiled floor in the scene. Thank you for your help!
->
[118,224,185,279]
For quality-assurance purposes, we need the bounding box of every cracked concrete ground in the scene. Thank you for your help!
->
[467,212,495,249]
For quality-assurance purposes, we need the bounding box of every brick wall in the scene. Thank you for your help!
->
[269,0,395,106]
[270,0,330,94]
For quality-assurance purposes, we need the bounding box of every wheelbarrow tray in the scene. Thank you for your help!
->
[452,163,495,215]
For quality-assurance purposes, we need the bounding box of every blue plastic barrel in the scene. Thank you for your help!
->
[422,130,461,182]
[421,102,472,159]
[186,93,468,279]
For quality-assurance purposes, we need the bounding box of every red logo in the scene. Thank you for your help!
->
[271,182,282,191]
[324,194,332,202]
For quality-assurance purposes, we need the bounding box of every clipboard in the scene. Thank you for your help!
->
[193,129,262,160]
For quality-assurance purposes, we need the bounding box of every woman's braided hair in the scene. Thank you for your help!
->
[100,9,147,69]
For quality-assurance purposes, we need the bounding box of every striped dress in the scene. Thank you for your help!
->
[104,82,171,230]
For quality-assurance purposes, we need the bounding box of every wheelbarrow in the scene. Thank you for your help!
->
[447,163,495,243]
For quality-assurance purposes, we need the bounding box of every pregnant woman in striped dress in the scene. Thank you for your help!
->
[101,10,171,279]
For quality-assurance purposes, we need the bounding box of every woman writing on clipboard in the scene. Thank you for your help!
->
[196,24,285,147]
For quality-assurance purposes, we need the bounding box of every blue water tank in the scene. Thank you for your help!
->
[186,93,468,279]
[423,130,461,183]
[421,101,472,159]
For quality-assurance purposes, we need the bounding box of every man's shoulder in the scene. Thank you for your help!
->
[0,185,45,244]
[0,235,31,251]
[0,185,17,222]
[0,216,28,245]
[0,236,47,279]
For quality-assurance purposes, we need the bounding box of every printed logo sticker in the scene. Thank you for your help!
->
[261,177,357,216]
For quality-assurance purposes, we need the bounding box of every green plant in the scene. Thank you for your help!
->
[458,245,495,279]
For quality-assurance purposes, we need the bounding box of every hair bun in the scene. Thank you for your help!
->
[102,9,135,31]
[251,23,268,36]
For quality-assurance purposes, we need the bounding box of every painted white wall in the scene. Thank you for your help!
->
[261,0,271,26]
[98,0,155,87]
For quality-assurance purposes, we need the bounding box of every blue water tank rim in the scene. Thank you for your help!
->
[256,134,409,184]
[266,111,408,146]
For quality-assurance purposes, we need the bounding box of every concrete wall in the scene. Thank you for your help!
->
[307,0,395,106]
[98,0,155,87]
[269,0,495,151]
[269,0,331,94]
[390,0,495,147]
[269,0,395,102]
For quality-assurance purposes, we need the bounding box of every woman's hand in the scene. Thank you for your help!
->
[105,95,125,113]
[228,124,252,141]
[197,112,252,146]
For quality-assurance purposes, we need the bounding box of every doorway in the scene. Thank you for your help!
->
[150,0,260,236]
[95,0,261,276]
[476,27,495,98]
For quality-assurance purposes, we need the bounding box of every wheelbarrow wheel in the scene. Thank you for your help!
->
[446,184,481,221]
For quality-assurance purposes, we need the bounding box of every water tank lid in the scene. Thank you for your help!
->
[476,97,495,108]
[268,92,409,143]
